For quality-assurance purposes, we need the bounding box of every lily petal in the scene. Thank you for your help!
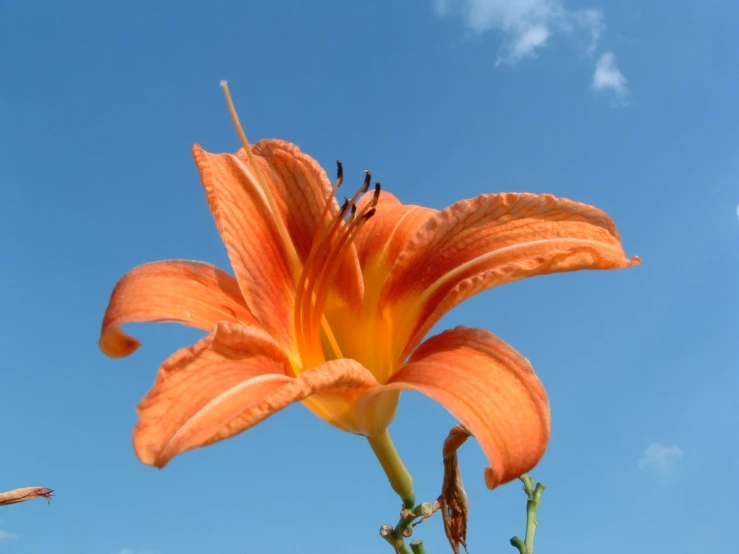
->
[135,323,378,467]
[99,260,257,358]
[193,140,362,355]
[382,193,640,358]
[354,192,436,282]
[244,141,363,308]
[356,326,550,489]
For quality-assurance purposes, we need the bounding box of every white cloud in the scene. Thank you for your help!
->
[638,443,683,474]
[433,0,605,64]
[592,51,629,103]
[0,530,19,542]
[511,24,550,61]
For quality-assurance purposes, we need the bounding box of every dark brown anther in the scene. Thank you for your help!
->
[339,197,350,215]
[336,161,343,186]
[361,169,371,193]
[370,182,382,207]
[347,203,358,224]
[359,207,377,224]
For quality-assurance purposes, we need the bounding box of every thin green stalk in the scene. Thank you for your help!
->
[380,525,413,554]
[369,430,436,552]
[379,502,433,553]
[510,474,545,554]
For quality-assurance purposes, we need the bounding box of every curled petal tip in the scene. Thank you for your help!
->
[483,468,498,489]
[98,330,142,359]
[629,255,642,266]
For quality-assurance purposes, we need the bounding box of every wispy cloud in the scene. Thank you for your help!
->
[638,443,683,474]
[0,530,19,542]
[592,51,629,103]
[433,0,605,64]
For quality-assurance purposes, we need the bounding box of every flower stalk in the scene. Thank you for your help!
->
[409,539,427,554]
[367,428,415,509]
[379,502,433,553]
[510,474,545,554]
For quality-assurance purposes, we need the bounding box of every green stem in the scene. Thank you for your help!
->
[396,502,432,537]
[510,475,545,554]
[379,503,432,554]
[396,543,414,554]
[380,525,413,554]
[410,539,427,554]
[368,428,415,509]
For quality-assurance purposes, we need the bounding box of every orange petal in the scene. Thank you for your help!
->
[245,141,363,308]
[193,140,363,355]
[135,322,378,467]
[99,260,257,358]
[356,326,550,489]
[354,192,436,279]
[382,193,641,358]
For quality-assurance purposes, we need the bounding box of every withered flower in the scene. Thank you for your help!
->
[0,487,54,506]
[439,425,473,554]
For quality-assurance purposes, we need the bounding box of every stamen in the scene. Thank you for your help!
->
[336,160,344,184]
[362,170,372,192]
[292,160,382,365]
[297,173,379,360]
[347,204,358,224]
[306,204,377,346]
[362,207,377,220]
[299,176,374,312]
[293,161,347,355]
[370,182,381,207]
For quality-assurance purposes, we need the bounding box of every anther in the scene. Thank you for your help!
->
[347,203,358,224]
[361,170,371,193]
[359,207,376,224]
[336,161,344,185]
[370,182,382,207]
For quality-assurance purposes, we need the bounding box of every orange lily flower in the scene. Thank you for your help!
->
[99,90,639,492]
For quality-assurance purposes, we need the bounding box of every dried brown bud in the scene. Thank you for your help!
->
[0,487,54,506]
[439,425,472,554]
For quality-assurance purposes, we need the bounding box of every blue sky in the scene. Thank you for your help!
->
[1,1,737,553]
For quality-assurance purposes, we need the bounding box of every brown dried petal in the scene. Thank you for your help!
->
[0,487,54,506]
[439,425,472,554]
